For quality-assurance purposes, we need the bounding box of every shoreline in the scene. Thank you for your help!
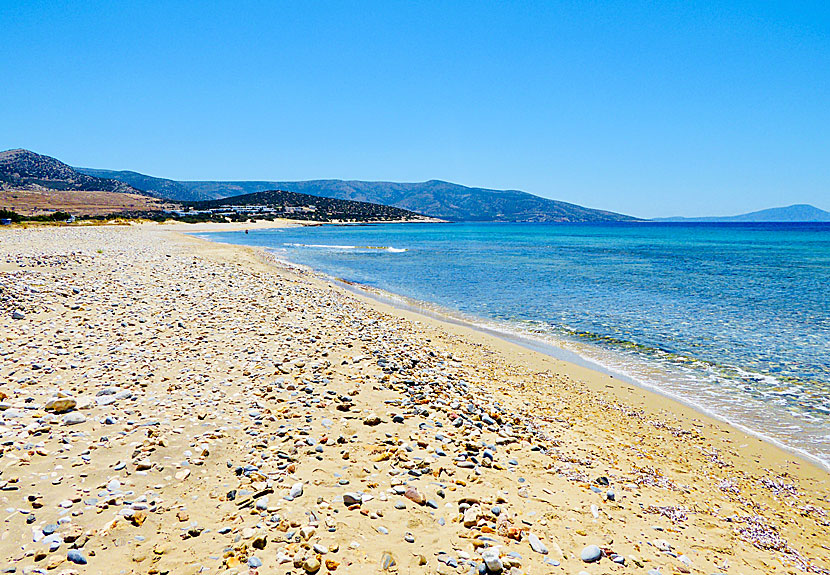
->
[197,227,830,474]
[330,275,830,474]
[2,224,828,575]
[183,228,830,474]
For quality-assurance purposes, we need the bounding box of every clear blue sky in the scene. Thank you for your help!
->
[1,1,827,218]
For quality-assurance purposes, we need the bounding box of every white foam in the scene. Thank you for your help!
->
[284,243,407,252]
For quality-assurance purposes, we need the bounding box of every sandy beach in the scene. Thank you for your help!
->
[1,223,828,575]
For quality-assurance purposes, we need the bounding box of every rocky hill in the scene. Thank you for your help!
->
[0,150,167,216]
[79,168,638,222]
[1,149,142,194]
[189,190,427,222]
[80,168,197,200]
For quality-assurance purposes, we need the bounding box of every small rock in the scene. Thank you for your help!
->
[343,492,362,506]
[303,557,321,573]
[290,482,304,498]
[463,505,480,527]
[67,550,87,565]
[404,486,425,505]
[364,414,382,426]
[44,398,77,413]
[527,532,547,554]
[581,545,602,563]
[62,413,86,426]
[12,310,25,320]
[381,552,396,570]
[481,548,503,573]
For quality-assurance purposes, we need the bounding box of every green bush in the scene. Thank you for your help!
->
[0,209,22,223]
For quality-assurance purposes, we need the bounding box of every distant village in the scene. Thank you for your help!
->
[170,204,316,218]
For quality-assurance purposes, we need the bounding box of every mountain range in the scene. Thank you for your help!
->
[78,168,637,222]
[2,149,825,223]
[655,204,830,223]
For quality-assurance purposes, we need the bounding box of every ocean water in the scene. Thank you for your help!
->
[197,222,830,468]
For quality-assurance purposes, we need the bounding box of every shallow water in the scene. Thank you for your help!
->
[197,222,830,468]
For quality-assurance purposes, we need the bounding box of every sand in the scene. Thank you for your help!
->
[0,189,171,217]
[0,223,827,575]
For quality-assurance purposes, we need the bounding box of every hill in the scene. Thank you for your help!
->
[80,168,194,200]
[188,190,428,222]
[0,150,168,216]
[1,149,142,194]
[78,168,637,222]
[656,204,830,223]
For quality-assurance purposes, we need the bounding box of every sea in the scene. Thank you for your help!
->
[195,222,830,469]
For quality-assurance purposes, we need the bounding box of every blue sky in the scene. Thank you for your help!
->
[1,1,827,218]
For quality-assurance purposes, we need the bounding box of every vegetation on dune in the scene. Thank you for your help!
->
[0,209,73,223]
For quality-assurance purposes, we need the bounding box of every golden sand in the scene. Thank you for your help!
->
[0,223,827,575]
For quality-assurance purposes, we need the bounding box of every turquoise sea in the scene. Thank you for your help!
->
[197,222,830,469]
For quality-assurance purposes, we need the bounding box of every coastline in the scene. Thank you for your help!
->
[223,234,830,478]
[199,224,830,473]
[329,275,830,474]
[2,223,828,575]
[182,226,830,565]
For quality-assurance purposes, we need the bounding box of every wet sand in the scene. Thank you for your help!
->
[1,223,827,575]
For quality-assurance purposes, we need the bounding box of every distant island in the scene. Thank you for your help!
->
[655,204,830,223]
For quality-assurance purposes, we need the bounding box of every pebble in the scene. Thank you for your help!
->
[481,548,503,573]
[290,482,304,498]
[364,414,382,426]
[404,485,425,505]
[381,552,396,570]
[44,397,77,413]
[67,549,87,565]
[304,557,321,573]
[343,492,362,506]
[581,544,602,563]
[62,413,86,426]
[527,532,548,554]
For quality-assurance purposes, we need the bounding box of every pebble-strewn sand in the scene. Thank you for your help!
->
[1,224,828,575]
